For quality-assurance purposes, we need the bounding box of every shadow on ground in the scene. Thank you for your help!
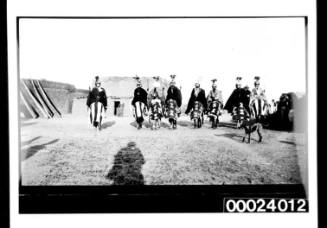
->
[21,121,37,127]
[106,142,145,185]
[21,138,60,160]
[218,122,238,129]
[101,120,116,129]
[21,136,41,147]
[130,120,151,129]
[279,140,297,146]
[215,133,261,143]
[130,120,171,129]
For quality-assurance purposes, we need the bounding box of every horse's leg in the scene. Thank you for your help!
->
[257,124,263,142]
[248,128,251,143]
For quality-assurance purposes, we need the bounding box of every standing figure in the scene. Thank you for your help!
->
[149,90,163,130]
[86,76,107,131]
[165,75,182,129]
[185,81,207,128]
[224,77,249,122]
[249,76,268,121]
[147,76,165,129]
[206,78,223,128]
[131,77,148,129]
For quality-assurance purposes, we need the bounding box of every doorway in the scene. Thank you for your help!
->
[114,101,120,116]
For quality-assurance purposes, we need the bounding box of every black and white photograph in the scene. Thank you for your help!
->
[18,17,307,187]
[7,0,318,227]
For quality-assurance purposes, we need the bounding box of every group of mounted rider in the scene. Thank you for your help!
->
[86,75,269,132]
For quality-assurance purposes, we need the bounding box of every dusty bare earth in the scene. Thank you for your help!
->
[20,101,306,186]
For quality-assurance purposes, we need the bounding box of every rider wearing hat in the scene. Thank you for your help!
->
[250,76,268,106]
[131,77,148,108]
[224,77,248,114]
[165,74,182,108]
[207,78,223,113]
[86,76,108,111]
[185,80,207,115]
[148,76,165,107]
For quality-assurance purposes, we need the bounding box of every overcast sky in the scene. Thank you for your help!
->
[19,18,306,103]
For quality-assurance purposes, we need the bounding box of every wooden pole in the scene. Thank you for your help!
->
[21,80,48,118]
[30,80,52,118]
[36,80,62,117]
[20,91,38,119]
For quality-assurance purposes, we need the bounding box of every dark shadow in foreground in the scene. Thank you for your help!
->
[101,120,116,129]
[21,139,60,160]
[106,142,145,185]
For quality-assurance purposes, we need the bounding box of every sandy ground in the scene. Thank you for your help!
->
[20,104,306,186]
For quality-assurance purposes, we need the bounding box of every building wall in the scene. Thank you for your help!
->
[107,97,133,117]
[22,79,76,115]
[100,76,169,117]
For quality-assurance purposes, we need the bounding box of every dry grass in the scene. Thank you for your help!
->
[20,112,305,186]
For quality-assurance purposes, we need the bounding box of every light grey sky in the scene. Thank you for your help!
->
[19,18,306,103]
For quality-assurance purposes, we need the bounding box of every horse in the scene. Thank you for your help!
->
[133,101,147,129]
[191,101,204,128]
[149,99,163,130]
[165,99,178,129]
[89,101,106,131]
[207,99,222,128]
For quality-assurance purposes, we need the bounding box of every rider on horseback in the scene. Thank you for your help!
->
[207,79,223,114]
[250,76,267,105]
[165,75,182,116]
[249,76,268,121]
[131,79,148,109]
[86,76,108,111]
[131,77,148,129]
[224,77,249,115]
[86,76,108,130]
[185,81,207,116]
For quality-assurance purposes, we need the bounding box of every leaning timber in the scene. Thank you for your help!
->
[32,80,55,117]
[21,80,49,118]
[35,80,62,117]
[30,80,53,118]
[20,91,38,119]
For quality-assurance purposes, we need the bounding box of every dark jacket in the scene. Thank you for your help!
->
[165,85,182,107]
[132,87,148,107]
[224,88,249,113]
[86,87,107,109]
[185,88,207,114]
